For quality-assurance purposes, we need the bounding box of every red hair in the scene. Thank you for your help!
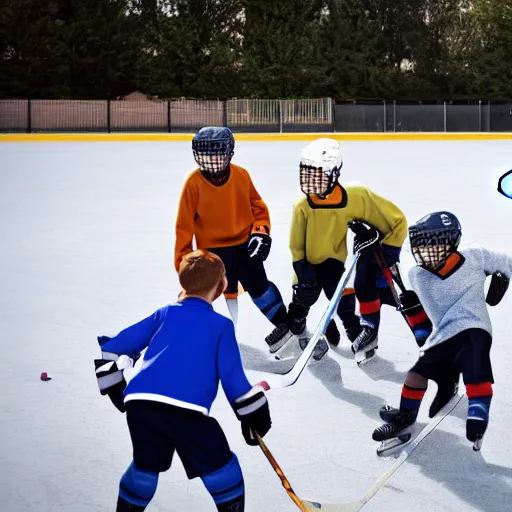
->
[179,250,225,296]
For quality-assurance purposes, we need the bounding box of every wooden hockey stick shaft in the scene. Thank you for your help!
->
[256,434,312,512]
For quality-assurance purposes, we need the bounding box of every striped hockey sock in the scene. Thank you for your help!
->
[400,384,427,418]
[466,382,493,442]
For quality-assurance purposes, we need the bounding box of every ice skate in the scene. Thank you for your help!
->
[265,323,293,354]
[373,410,416,456]
[274,327,309,361]
[351,326,378,366]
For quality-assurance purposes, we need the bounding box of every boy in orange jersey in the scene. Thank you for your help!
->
[175,127,289,353]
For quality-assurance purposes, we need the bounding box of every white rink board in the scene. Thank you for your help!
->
[1,140,512,512]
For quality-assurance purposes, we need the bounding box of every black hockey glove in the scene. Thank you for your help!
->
[398,290,432,347]
[234,386,272,446]
[95,351,135,414]
[248,228,271,261]
[486,272,510,306]
[349,220,381,255]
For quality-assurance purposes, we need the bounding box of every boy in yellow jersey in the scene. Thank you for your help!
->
[265,138,418,363]
[175,127,289,352]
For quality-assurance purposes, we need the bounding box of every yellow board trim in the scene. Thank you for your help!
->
[2,132,512,142]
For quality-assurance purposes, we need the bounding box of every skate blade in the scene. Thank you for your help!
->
[473,437,484,451]
[376,432,412,456]
[355,348,377,366]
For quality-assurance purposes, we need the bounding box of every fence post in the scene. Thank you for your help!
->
[444,101,447,132]
[167,101,171,133]
[393,101,397,131]
[478,100,482,132]
[223,100,228,128]
[27,99,32,134]
[383,100,386,132]
[279,100,283,133]
[107,99,111,133]
[331,98,336,133]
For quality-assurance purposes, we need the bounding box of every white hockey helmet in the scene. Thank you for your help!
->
[299,138,342,198]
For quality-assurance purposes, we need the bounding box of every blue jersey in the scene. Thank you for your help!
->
[99,298,252,415]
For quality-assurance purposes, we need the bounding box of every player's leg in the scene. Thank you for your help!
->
[429,370,460,418]
[174,409,245,511]
[353,245,401,353]
[315,258,361,344]
[208,246,240,324]
[236,245,288,325]
[372,345,448,441]
[454,328,494,446]
[352,251,382,352]
[117,401,174,511]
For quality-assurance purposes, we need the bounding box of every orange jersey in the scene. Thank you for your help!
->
[175,164,271,270]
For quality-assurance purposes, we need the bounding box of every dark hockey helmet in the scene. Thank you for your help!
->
[192,127,235,185]
[409,211,462,270]
[299,138,342,198]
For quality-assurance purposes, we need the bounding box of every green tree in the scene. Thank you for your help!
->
[241,0,326,98]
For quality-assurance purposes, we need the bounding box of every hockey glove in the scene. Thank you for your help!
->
[94,354,134,413]
[234,385,271,446]
[382,244,401,267]
[399,290,432,347]
[248,228,271,262]
[486,272,510,306]
[349,220,381,255]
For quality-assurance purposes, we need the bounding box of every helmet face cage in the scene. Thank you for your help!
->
[409,227,461,270]
[192,138,234,178]
[300,163,340,197]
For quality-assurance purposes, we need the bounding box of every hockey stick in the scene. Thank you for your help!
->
[372,245,421,341]
[256,254,360,391]
[302,392,464,511]
[256,434,313,512]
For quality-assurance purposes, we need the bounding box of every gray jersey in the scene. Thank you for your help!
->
[409,247,512,351]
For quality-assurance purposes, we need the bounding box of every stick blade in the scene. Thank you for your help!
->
[303,499,364,512]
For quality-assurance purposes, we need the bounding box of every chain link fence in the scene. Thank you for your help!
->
[1,98,511,133]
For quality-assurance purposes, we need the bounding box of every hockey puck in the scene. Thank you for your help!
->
[40,372,52,381]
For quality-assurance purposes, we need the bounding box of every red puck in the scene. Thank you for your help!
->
[40,372,52,381]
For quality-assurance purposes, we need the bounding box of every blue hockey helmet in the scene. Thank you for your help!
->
[192,127,235,184]
[409,211,461,269]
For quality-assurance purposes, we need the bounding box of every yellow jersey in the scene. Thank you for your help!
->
[289,183,407,266]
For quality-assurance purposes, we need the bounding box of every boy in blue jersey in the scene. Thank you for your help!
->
[95,250,272,511]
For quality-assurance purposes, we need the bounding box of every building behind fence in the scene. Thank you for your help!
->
[1,97,512,133]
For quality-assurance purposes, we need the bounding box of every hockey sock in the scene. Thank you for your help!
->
[201,453,244,507]
[251,282,288,326]
[216,494,245,511]
[359,309,380,331]
[116,497,147,512]
[337,288,361,341]
[118,462,158,510]
[466,382,493,442]
[399,384,427,419]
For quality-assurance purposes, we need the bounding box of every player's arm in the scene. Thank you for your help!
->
[363,187,408,248]
[472,247,512,281]
[174,178,198,271]
[98,307,166,360]
[218,321,272,445]
[247,174,271,233]
[246,172,272,260]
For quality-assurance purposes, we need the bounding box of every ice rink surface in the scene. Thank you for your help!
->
[1,139,512,512]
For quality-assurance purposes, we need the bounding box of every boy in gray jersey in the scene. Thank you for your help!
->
[372,211,511,449]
